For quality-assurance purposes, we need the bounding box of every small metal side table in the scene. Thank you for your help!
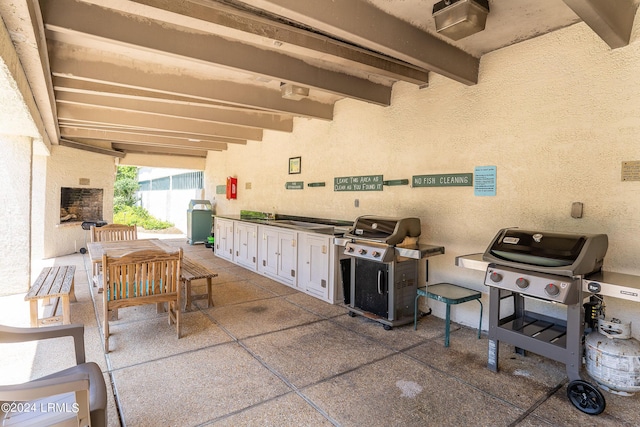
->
[414,283,483,347]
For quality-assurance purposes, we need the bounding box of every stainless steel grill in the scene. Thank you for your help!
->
[338,216,444,330]
[482,227,609,415]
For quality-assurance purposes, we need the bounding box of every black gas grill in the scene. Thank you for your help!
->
[482,227,609,415]
[340,216,444,330]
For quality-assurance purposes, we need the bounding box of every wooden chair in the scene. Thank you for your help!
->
[102,248,182,352]
[90,223,137,243]
[90,224,138,288]
[0,323,107,427]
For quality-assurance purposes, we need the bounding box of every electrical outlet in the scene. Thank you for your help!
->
[571,202,583,218]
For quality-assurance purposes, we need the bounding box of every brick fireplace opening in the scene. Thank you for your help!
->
[60,187,104,223]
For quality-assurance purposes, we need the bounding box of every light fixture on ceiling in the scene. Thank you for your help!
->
[280,82,309,100]
[432,0,490,41]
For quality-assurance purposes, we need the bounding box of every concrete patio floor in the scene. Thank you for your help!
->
[1,237,639,426]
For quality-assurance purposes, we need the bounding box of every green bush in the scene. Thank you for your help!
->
[113,166,173,230]
[113,205,174,230]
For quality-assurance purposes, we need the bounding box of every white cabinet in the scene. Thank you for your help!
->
[214,218,341,304]
[258,226,297,287]
[234,222,258,270]
[298,232,331,300]
[214,218,234,261]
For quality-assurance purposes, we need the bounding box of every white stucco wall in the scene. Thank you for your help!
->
[0,135,32,295]
[204,22,640,335]
[42,145,115,258]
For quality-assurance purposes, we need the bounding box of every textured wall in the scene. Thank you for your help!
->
[205,22,640,333]
[0,136,32,295]
[42,145,115,258]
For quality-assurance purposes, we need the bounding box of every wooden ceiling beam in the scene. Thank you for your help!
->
[242,0,480,85]
[55,90,293,132]
[562,0,639,48]
[43,0,392,105]
[59,123,247,145]
[59,127,228,151]
[50,47,335,120]
[57,103,263,141]
[118,0,430,86]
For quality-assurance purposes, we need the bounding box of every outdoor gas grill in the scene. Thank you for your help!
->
[79,220,107,254]
[338,215,444,330]
[482,227,609,414]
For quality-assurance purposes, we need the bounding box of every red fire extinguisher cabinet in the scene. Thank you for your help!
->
[226,177,238,199]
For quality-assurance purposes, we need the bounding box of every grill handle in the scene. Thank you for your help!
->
[377,270,386,295]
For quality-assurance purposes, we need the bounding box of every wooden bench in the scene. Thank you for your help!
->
[24,266,77,327]
[181,258,218,311]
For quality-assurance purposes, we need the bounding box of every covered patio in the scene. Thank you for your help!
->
[2,2,640,425]
[1,236,638,426]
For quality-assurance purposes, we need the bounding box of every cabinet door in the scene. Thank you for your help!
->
[215,219,234,261]
[300,233,329,298]
[353,259,389,318]
[259,227,279,276]
[235,224,257,269]
[277,230,297,286]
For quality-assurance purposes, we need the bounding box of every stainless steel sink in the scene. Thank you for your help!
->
[275,220,318,227]
[273,220,334,232]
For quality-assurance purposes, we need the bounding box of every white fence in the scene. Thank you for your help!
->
[137,171,210,233]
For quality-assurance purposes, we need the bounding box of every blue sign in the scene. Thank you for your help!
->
[474,166,496,196]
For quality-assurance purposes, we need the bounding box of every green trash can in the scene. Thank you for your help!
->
[187,200,213,245]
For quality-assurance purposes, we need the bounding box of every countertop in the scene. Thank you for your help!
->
[214,213,353,236]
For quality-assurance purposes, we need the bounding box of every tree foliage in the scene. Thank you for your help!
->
[116,165,138,181]
[113,166,174,230]
[114,166,139,207]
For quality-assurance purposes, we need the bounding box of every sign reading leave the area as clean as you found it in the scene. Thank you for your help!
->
[334,175,384,191]
[412,173,473,188]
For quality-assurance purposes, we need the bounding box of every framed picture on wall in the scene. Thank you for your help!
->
[289,157,301,174]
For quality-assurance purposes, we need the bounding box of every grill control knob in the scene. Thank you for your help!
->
[347,247,354,253]
[490,271,503,282]
[515,278,529,289]
[372,251,380,258]
[545,283,561,297]
[358,248,367,255]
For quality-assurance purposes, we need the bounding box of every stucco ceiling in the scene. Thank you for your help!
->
[0,0,638,159]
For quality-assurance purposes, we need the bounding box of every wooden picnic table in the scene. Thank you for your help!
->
[87,239,218,310]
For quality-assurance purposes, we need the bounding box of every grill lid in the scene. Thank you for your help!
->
[345,215,421,246]
[483,228,608,276]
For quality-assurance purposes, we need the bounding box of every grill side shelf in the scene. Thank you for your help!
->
[583,271,640,302]
[455,253,488,271]
[396,244,444,260]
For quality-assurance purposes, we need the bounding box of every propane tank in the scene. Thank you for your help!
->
[585,318,640,396]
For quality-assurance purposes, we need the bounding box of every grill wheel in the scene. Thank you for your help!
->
[566,380,606,415]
